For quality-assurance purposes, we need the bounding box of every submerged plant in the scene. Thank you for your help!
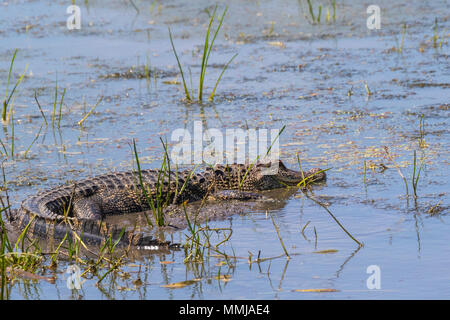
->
[169,5,237,102]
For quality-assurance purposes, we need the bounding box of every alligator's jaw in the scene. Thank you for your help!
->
[276,167,326,185]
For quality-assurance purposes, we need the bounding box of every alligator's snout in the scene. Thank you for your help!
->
[276,165,326,185]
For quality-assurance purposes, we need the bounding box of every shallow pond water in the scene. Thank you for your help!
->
[0,0,448,299]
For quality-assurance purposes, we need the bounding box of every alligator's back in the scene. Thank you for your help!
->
[9,169,190,249]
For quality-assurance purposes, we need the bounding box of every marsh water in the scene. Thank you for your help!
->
[0,0,448,299]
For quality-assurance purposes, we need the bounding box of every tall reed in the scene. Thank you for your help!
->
[2,49,27,123]
[169,5,237,102]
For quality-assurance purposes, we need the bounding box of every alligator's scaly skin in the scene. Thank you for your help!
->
[9,161,326,249]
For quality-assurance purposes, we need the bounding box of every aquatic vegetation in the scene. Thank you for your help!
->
[268,211,290,259]
[382,117,428,200]
[306,0,316,24]
[149,0,161,15]
[77,95,103,126]
[2,49,27,124]
[303,0,336,24]
[347,86,353,97]
[399,23,407,53]
[302,188,363,248]
[0,163,133,297]
[364,82,372,97]
[50,79,66,129]
[169,5,237,102]
[383,146,410,197]
[132,138,198,228]
[34,91,48,126]
[393,23,407,53]
[0,197,45,299]
[418,114,427,149]
[411,150,425,199]
[331,0,336,22]
[23,125,44,159]
[0,0,447,300]
[183,201,234,264]
[363,159,368,187]
[383,146,425,200]
[132,138,163,227]
[432,18,446,49]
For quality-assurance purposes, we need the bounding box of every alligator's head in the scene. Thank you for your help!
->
[250,160,326,190]
[208,160,326,191]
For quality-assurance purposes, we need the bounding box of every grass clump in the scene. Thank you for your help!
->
[432,18,446,49]
[169,5,237,102]
[132,138,187,227]
[182,201,233,264]
[393,23,407,53]
[0,207,46,299]
[302,0,336,25]
[51,78,66,129]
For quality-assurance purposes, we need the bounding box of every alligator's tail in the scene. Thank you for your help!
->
[7,208,181,250]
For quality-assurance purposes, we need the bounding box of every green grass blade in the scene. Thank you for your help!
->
[239,125,285,189]
[168,28,191,101]
[208,53,237,101]
[51,77,58,127]
[24,124,44,158]
[34,91,48,126]
[306,0,315,24]
[58,88,66,128]
[132,139,154,227]
[3,67,27,122]
[77,95,103,126]
[2,49,18,121]
[198,5,218,101]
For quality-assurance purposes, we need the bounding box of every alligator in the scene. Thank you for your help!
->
[7,160,326,249]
